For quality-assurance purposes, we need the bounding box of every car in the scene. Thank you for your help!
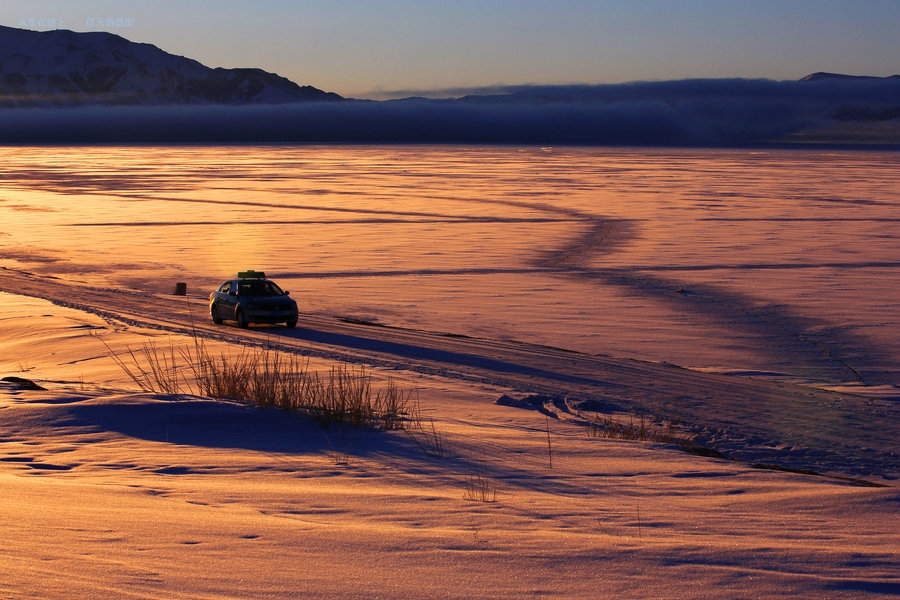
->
[209,270,298,328]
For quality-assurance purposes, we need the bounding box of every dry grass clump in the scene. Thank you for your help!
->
[403,393,449,457]
[463,448,497,502]
[583,410,691,446]
[103,337,410,429]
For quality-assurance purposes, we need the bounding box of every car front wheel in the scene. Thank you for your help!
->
[211,304,223,324]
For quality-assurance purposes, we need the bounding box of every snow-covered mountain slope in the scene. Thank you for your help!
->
[0,25,342,106]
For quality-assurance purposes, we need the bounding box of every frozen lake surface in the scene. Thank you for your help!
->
[2,145,897,392]
[2,145,899,598]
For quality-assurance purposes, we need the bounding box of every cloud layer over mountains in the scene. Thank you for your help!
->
[1,23,898,146]
[3,75,898,146]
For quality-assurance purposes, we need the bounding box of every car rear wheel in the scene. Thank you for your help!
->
[211,304,223,324]
[285,320,297,328]
[236,309,249,329]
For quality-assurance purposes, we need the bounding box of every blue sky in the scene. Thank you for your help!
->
[4,0,899,98]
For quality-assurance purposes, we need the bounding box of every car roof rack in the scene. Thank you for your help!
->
[237,270,266,279]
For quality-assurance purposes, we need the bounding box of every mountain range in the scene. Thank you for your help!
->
[0,25,342,107]
[1,24,898,146]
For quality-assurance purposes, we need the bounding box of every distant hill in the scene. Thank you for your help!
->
[800,72,900,82]
[0,25,343,107]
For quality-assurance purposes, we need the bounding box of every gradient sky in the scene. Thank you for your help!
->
[4,0,899,99]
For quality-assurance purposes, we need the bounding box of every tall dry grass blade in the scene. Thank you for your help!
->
[463,447,497,502]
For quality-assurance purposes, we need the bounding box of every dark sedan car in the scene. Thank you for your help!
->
[209,271,298,328]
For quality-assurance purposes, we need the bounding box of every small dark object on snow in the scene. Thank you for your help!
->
[1,376,46,390]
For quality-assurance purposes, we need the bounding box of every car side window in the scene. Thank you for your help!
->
[218,283,231,294]
[229,282,239,294]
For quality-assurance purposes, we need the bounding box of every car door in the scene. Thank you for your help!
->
[220,281,239,319]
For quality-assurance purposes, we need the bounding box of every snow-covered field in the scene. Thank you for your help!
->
[1,146,898,598]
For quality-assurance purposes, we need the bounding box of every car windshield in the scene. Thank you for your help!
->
[238,280,284,297]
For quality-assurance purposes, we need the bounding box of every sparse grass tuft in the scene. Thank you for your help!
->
[463,448,497,502]
[404,391,449,457]
[324,431,354,466]
[406,417,447,457]
[582,409,692,446]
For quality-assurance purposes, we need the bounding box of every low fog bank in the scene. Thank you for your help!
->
[2,77,898,145]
